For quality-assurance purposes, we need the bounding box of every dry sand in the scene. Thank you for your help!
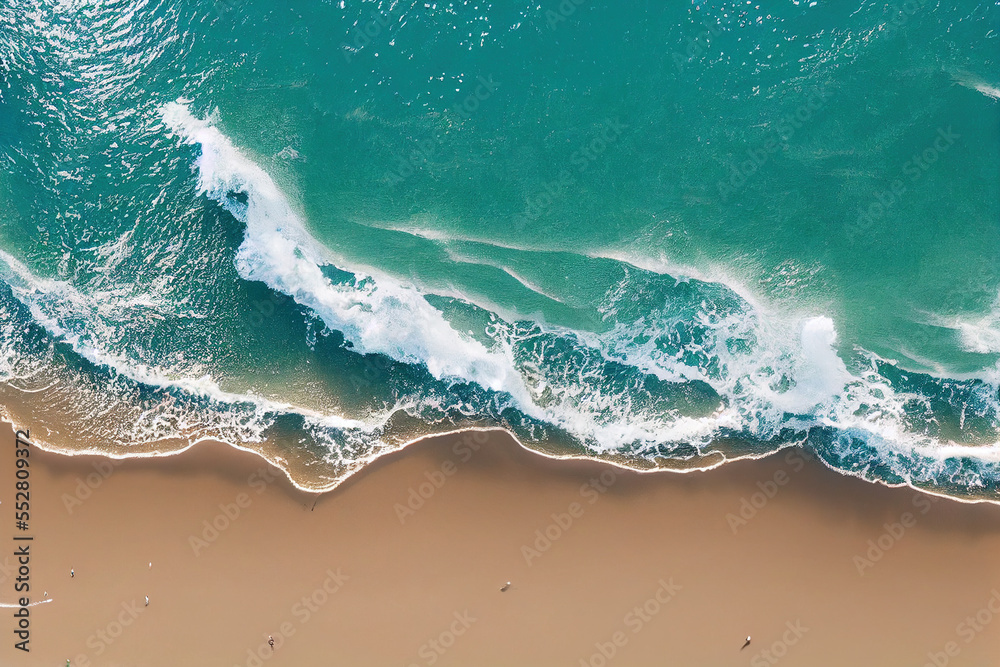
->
[0,421,999,666]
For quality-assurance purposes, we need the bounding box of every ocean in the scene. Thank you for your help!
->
[0,0,997,497]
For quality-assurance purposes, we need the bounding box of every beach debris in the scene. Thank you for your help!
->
[741,636,751,650]
[500,581,511,592]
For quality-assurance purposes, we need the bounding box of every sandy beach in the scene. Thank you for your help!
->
[1,421,999,666]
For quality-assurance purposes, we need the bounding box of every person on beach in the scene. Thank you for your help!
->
[742,636,751,650]
[268,636,275,649]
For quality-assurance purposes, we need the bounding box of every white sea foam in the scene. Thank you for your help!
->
[954,295,1000,355]
[584,248,761,310]
[352,219,551,253]
[775,316,851,413]
[442,247,568,304]
[957,320,1000,355]
[161,101,529,400]
[0,246,386,466]
[952,72,1000,101]
[0,248,360,426]
[973,83,1000,101]
[161,103,746,450]
[90,101,991,489]
[0,599,51,609]
[919,292,1000,355]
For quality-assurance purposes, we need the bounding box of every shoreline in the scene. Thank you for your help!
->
[5,411,999,506]
[2,420,1000,665]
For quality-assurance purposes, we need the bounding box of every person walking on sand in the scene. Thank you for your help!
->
[268,636,275,649]
[742,636,751,650]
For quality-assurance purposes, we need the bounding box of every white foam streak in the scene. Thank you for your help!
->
[442,248,568,304]
[773,316,850,413]
[159,103,740,449]
[585,248,764,311]
[155,102,1000,481]
[973,83,1000,101]
[920,292,1000,355]
[0,248,367,432]
[912,441,1000,463]
[0,599,51,609]
[354,220,549,253]
[954,294,1000,355]
[161,102,528,399]
[952,72,1000,101]
[957,319,1000,355]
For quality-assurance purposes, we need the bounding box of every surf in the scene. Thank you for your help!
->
[155,104,999,494]
[0,93,996,498]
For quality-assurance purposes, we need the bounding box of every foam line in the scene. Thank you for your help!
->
[0,599,51,608]
[0,100,986,499]
[161,101,531,401]
[158,102,1000,475]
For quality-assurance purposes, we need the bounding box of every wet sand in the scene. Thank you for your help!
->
[1,422,999,666]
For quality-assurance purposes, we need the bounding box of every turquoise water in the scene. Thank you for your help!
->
[0,0,998,495]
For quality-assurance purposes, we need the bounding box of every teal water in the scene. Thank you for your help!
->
[0,0,997,495]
